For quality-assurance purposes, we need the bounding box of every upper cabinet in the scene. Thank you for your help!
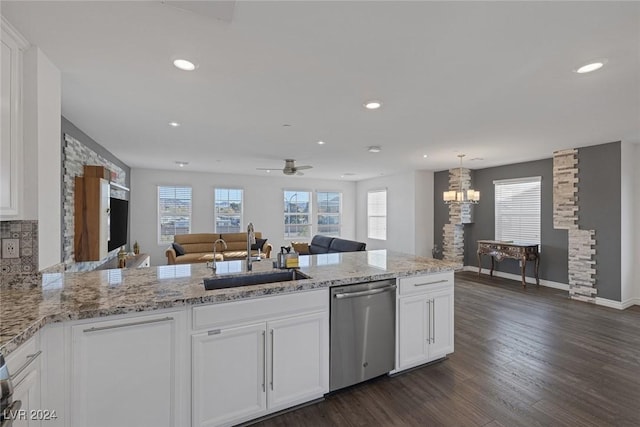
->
[0,18,29,217]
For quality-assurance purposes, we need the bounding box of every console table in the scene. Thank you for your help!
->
[477,240,539,287]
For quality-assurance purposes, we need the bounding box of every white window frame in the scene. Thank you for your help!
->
[494,176,541,246]
[367,189,387,240]
[316,191,342,237]
[284,189,312,239]
[157,186,192,245]
[214,188,243,233]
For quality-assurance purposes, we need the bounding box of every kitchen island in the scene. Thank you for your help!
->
[0,250,458,427]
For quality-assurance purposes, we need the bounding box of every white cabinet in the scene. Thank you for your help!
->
[191,290,329,427]
[397,272,454,371]
[0,18,28,217]
[192,323,267,427]
[70,311,187,427]
[6,334,43,427]
[268,312,327,412]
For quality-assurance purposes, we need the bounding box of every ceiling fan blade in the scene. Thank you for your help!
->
[296,171,304,176]
[256,167,279,171]
[295,165,313,170]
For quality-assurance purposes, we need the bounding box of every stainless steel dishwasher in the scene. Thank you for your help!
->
[330,279,396,391]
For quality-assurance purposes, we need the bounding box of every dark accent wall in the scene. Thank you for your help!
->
[435,158,569,283]
[434,142,623,301]
[577,141,621,301]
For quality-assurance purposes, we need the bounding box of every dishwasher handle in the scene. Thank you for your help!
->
[334,284,396,299]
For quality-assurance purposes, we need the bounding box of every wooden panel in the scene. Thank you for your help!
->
[74,176,108,261]
[83,165,111,180]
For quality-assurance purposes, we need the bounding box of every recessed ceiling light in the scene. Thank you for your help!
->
[175,161,189,167]
[423,154,428,158]
[266,170,271,173]
[169,121,181,127]
[364,100,382,110]
[173,59,197,71]
[575,60,606,74]
[368,146,382,153]
[317,140,326,145]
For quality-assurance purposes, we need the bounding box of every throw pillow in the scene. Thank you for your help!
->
[251,238,268,251]
[291,241,310,255]
[172,242,185,256]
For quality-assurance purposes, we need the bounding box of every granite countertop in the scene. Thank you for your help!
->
[0,250,459,356]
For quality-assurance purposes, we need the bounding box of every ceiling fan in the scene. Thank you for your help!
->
[257,159,313,176]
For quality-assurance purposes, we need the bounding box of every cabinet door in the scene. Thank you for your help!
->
[428,287,454,360]
[11,369,42,427]
[398,294,429,370]
[191,323,267,427]
[267,311,328,412]
[70,313,182,427]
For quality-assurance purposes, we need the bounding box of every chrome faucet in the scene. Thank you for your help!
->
[247,222,256,271]
[209,238,227,273]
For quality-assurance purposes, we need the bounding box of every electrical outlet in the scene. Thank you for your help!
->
[2,239,19,259]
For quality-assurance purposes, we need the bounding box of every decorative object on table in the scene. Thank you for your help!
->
[133,240,140,255]
[118,247,127,268]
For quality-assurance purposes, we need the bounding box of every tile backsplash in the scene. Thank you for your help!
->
[0,220,39,274]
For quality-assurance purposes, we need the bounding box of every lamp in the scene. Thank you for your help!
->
[443,154,479,204]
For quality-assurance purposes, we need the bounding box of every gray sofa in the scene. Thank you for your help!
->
[308,235,366,254]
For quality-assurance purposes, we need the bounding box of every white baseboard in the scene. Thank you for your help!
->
[462,265,569,291]
[462,266,640,310]
[597,297,640,310]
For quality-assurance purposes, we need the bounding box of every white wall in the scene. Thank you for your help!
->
[414,170,434,257]
[355,170,434,256]
[22,46,61,269]
[131,168,357,265]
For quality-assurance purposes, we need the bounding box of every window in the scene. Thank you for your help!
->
[214,188,243,233]
[284,190,311,239]
[367,189,387,240]
[494,177,541,245]
[158,186,192,244]
[317,191,341,236]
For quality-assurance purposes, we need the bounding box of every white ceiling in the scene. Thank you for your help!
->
[3,1,639,180]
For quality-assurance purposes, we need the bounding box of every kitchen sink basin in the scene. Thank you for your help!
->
[203,270,310,290]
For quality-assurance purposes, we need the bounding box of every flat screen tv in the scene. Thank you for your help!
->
[108,197,129,252]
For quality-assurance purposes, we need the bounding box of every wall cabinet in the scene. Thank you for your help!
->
[69,311,187,427]
[191,290,329,427]
[397,272,454,371]
[1,19,28,217]
[6,334,43,427]
[74,176,109,261]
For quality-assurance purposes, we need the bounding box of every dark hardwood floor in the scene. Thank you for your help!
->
[253,271,640,427]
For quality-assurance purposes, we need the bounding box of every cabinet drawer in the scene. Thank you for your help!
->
[192,289,329,331]
[398,272,453,296]
[6,334,41,385]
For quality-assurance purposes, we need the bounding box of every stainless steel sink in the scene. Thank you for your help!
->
[203,270,310,290]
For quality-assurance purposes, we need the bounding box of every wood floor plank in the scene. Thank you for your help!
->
[252,271,640,426]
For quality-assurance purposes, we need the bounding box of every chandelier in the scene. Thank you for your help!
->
[443,154,480,204]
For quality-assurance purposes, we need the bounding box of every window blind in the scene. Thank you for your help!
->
[494,177,541,245]
[158,186,192,244]
[367,189,387,240]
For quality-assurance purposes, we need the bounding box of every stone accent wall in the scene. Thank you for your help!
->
[553,148,597,302]
[442,167,473,264]
[0,220,38,274]
[442,223,464,262]
[553,149,578,229]
[62,134,127,271]
[568,229,597,302]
